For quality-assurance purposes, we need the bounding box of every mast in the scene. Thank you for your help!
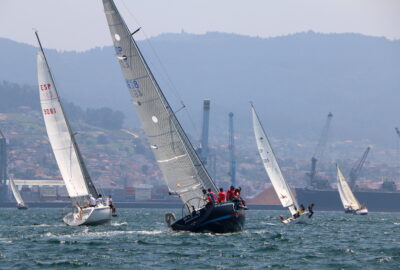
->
[228,112,236,187]
[35,31,98,202]
[0,130,7,186]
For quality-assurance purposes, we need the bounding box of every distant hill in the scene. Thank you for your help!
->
[0,32,399,146]
[0,81,124,130]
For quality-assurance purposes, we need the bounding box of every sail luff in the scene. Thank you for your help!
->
[9,177,24,205]
[337,166,361,210]
[251,105,298,214]
[35,32,97,203]
[102,0,217,207]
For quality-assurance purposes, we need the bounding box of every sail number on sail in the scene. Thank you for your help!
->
[43,108,57,115]
[40,83,52,90]
[126,79,143,98]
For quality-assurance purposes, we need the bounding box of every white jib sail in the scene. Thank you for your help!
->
[37,51,92,200]
[10,177,24,205]
[252,106,298,215]
[337,165,361,210]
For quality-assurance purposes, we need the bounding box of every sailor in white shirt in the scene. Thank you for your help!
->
[89,194,96,207]
[95,194,104,206]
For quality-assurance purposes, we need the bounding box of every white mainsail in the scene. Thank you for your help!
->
[102,0,217,209]
[36,35,98,206]
[252,105,298,215]
[337,165,361,210]
[9,177,24,206]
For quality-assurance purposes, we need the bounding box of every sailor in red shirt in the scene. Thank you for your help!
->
[207,188,216,204]
[226,186,235,201]
[217,188,226,203]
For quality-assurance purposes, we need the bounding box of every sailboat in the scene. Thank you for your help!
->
[102,0,246,233]
[337,165,368,215]
[35,32,111,226]
[251,104,313,224]
[9,177,27,210]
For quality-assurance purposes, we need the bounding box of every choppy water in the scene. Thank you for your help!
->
[0,208,399,269]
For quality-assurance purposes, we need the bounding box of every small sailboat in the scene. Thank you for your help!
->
[9,177,28,210]
[337,165,368,215]
[102,0,246,233]
[251,104,313,224]
[35,32,111,226]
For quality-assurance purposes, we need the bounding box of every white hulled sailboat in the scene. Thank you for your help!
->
[252,104,313,224]
[337,165,368,215]
[9,177,27,210]
[35,32,111,226]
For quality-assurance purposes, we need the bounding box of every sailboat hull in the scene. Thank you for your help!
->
[17,205,28,210]
[354,208,368,215]
[282,212,312,224]
[170,202,246,233]
[63,205,112,226]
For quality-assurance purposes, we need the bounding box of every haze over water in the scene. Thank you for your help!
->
[0,208,398,269]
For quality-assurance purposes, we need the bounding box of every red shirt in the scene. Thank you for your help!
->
[217,192,226,203]
[208,192,216,203]
[226,189,235,200]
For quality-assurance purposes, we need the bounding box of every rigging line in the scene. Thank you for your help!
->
[119,0,201,138]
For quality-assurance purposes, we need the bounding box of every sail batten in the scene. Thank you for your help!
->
[36,35,98,204]
[252,106,298,215]
[102,0,217,207]
[337,166,361,210]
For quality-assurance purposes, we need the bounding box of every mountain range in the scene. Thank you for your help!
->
[1,31,399,146]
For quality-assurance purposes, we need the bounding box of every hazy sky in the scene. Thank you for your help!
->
[0,0,399,51]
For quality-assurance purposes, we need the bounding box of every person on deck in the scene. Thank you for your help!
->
[107,195,116,214]
[226,186,235,201]
[89,194,96,207]
[308,203,315,218]
[217,188,226,203]
[96,194,103,206]
[207,188,216,205]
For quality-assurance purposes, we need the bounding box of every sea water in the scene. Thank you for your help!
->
[0,208,398,269]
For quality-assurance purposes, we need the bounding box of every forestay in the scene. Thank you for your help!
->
[102,0,217,208]
[36,44,98,206]
[337,166,361,210]
[9,177,24,205]
[252,106,298,215]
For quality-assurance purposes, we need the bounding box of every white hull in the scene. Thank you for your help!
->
[63,205,111,226]
[354,208,368,215]
[282,212,312,224]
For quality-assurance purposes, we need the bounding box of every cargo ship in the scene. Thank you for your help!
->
[295,187,400,212]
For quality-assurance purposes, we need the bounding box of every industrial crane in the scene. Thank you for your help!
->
[349,147,370,189]
[308,112,333,189]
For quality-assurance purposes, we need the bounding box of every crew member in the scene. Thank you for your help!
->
[96,194,103,206]
[217,188,226,203]
[207,188,216,205]
[107,195,116,214]
[89,194,96,207]
[226,186,235,200]
[308,203,315,218]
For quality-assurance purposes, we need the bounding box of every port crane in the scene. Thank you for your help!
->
[349,147,370,189]
[308,112,333,189]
